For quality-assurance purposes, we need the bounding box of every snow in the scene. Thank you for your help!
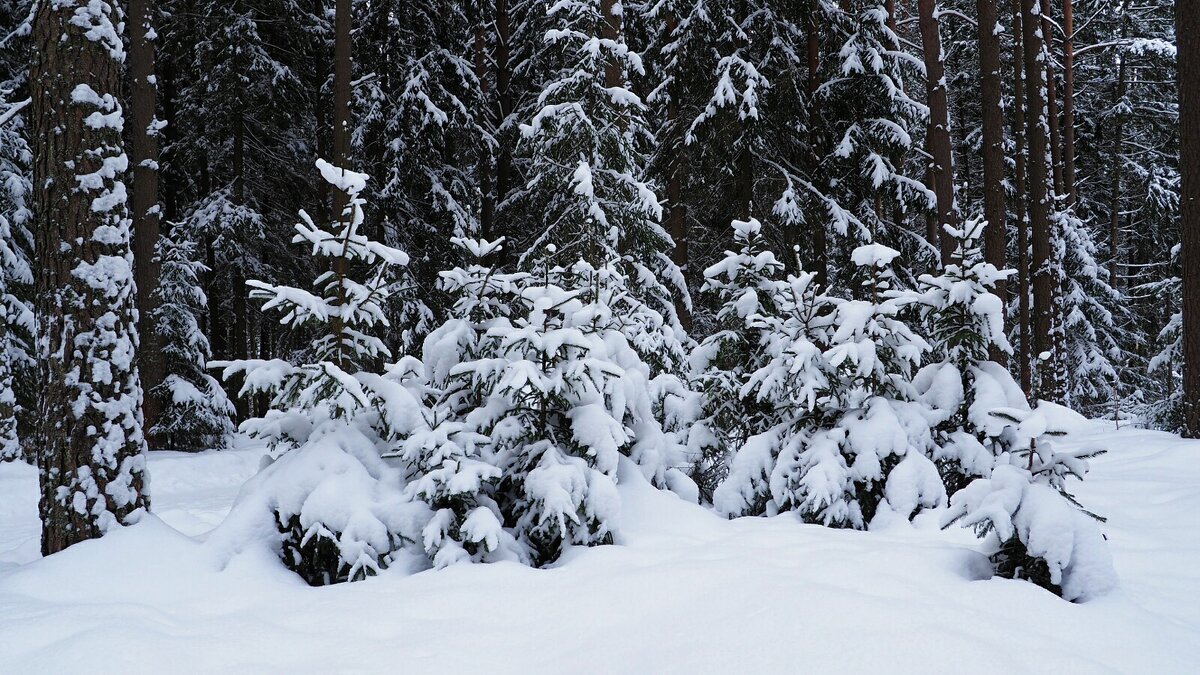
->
[1,422,1199,672]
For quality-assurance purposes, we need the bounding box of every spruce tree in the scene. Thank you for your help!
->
[149,233,235,450]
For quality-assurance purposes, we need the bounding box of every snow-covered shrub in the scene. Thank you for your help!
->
[913,218,1017,492]
[215,160,425,583]
[713,265,835,518]
[944,407,1117,602]
[213,414,429,585]
[792,244,943,527]
[404,237,527,567]
[449,258,667,565]
[716,243,945,528]
[150,232,235,451]
[690,218,785,499]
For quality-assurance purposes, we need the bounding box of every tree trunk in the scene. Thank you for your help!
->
[129,0,164,447]
[1177,0,1200,435]
[1039,0,1065,198]
[917,0,957,262]
[1011,0,1032,394]
[473,19,494,240]
[494,0,514,262]
[1061,0,1078,203]
[663,10,690,331]
[808,10,828,287]
[31,0,149,554]
[1023,0,1056,399]
[978,0,1007,365]
[1107,6,1131,287]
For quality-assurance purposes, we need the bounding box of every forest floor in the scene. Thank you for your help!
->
[0,418,1197,673]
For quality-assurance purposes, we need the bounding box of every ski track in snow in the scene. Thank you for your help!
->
[0,423,1197,674]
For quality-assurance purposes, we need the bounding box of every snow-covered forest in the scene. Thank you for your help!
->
[0,0,1198,670]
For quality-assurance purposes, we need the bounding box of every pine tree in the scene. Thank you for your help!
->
[31,0,149,553]
[408,236,528,567]
[945,407,1117,602]
[713,251,836,519]
[914,218,1020,493]
[0,13,34,462]
[518,0,688,374]
[818,2,935,273]
[690,218,785,498]
[216,160,410,424]
[214,161,423,584]
[149,233,235,450]
[716,243,944,528]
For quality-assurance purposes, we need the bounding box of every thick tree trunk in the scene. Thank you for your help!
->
[1022,0,1056,399]
[1177,0,1200,435]
[917,0,957,262]
[31,0,149,554]
[1011,0,1032,394]
[129,0,164,446]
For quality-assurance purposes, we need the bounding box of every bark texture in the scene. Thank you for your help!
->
[31,0,149,554]
[918,0,957,262]
[129,0,164,445]
[977,0,1006,325]
[1022,0,1056,399]
[1178,0,1200,435]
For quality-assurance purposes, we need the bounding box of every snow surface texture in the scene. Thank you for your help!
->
[1,421,1198,673]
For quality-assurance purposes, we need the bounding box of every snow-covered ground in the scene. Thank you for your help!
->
[0,421,1197,674]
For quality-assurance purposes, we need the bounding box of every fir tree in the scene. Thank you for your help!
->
[690,218,785,498]
[149,233,235,451]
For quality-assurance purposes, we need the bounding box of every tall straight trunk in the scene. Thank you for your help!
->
[1177,0,1200,436]
[1039,0,1065,198]
[1012,0,1032,394]
[978,0,1007,363]
[1108,51,1129,288]
[1022,0,1056,399]
[473,20,495,240]
[917,0,957,262]
[31,0,149,553]
[494,0,514,262]
[1061,0,1078,203]
[332,0,352,168]
[663,11,690,331]
[733,0,753,220]
[1107,5,1131,287]
[807,9,828,287]
[129,0,164,446]
[231,113,249,421]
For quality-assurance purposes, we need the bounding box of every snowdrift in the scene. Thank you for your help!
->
[0,423,1198,673]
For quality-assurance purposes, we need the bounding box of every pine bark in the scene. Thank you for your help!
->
[1061,0,1078,203]
[978,0,1007,365]
[1022,0,1056,399]
[129,0,164,446]
[917,0,957,262]
[1011,0,1032,394]
[31,0,149,554]
[1177,0,1200,435]
[1039,0,1065,198]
